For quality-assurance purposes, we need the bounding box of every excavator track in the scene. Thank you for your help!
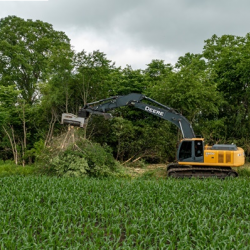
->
[167,163,238,178]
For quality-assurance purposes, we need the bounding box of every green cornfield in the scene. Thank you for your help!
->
[1,176,250,249]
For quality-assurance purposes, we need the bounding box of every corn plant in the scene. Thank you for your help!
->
[0,176,250,249]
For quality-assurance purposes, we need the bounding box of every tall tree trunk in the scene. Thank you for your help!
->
[2,125,18,165]
[45,108,57,146]
[20,101,26,166]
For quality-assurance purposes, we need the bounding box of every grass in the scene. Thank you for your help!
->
[0,161,37,177]
[236,167,250,177]
[0,176,250,249]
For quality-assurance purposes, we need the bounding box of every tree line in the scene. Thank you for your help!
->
[1,15,250,166]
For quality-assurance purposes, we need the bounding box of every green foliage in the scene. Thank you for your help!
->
[38,135,125,178]
[73,50,116,105]
[91,115,177,163]
[137,170,155,180]
[203,34,250,140]
[110,65,147,95]
[77,141,119,176]
[2,14,250,165]
[0,15,72,104]
[25,139,45,160]
[0,177,250,248]
[0,15,72,164]
[236,166,250,177]
[110,117,135,161]
[148,54,221,122]
[144,59,173,83]
[0,160,36,177]
[0,85,20,125]
[51,152,89,177]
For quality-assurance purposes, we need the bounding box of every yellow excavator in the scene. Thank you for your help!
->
[61,93,245,178]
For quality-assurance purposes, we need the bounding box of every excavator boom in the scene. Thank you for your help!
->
[65,93,195,138]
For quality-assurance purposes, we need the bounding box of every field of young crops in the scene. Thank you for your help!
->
[1,176,250,249]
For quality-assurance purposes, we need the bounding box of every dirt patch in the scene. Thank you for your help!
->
[126,164,167,178]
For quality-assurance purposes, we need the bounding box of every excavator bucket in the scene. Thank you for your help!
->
[61,113,86,128]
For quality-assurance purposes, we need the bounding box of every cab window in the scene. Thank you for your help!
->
[195,140,203,157]
[179,141,192,159]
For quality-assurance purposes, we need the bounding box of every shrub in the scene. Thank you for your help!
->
[50,152,89,177]
[38,133,125,178]
[76,140,120,177]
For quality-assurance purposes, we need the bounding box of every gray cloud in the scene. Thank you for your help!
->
[0,0,250,68]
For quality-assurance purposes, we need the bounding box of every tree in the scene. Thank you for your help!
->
[73,50,116,105]
[144,59,173,81]
[0,15,72,105]
[146,53,222,142]
[0,85,20,163]
[109,65,146,96]
[149,54,219,120]
[0,16,73,163]
[203,34,250,140]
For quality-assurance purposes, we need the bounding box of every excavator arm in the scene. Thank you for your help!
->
[61,93,195,138]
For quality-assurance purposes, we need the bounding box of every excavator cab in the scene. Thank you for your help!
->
[177,139,204,163]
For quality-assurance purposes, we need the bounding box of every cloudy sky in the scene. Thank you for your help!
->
[0,0,249,69]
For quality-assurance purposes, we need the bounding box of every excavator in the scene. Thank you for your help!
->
[61,93,245,178]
